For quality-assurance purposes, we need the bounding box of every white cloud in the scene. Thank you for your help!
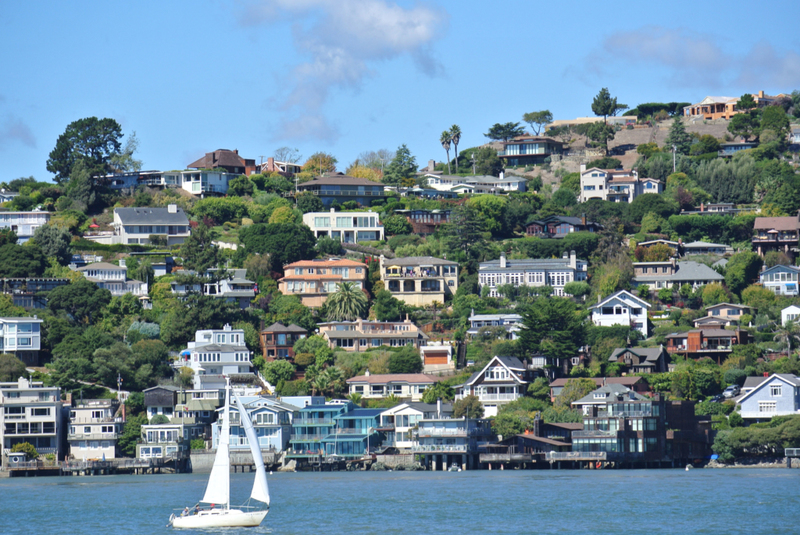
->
[240,0,447,142]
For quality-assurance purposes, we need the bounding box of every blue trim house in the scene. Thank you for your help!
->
[738,374,800,421]
[759,265,800,296]
[287,402,383,460]
[212,396,298,452]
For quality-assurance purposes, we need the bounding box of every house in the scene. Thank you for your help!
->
[378,401,453,451]
[549,376,649,402]
[260,323,307,361]
[393,209,451,235]
[497,135,564,166]
[579,166,662,203]
[170,268,256,309]
[571,383,648,415]
[679,202,742,216]
[413,414,495,470]
[781,305,800,326]
[401,186,459,199]
[665,328,748,362]
[175,388,223,430]
[0,189,19,203]
[110,205,191,246]
[0,210,50,243]
[1,278,70,309]
[718,142,758,157]
[589,290,651,337]
[317,318,429,351]
[346,372,436,402]
[422,173,527,194]
[608,346,669,374]
[631,259,724,291]
[419,342,455,372]
[752,214,799,257]
[455,356,532,417]
[683,91,786,120]
[737,374,800,421]
[75,262,148,297]
[287,401,383,461]
[693,303,752,328]
[0,377,63,462]
[0,316,43,366]
[481,419,579,465]
[547,116,636,129]
[260,157,302,177]
[136,421,202,460]
[302,209,384,243]
[467,312,523,340]
[479,251,588,297]
[212,396,297,452]
[188,148,257,176]
[760,264,800,296]
[143,385,181,423]
[525,215,601,238]
[296,173,386,207]
[172,324,255,390]
[682,241,732,255]
[278,258,367,308]
[379,255,459,307]
[636,239,680,256]
[792,127,800,144]
[67,398,123,460]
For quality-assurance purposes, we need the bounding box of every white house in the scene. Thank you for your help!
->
[378,401,453,451]
[737,374,800,421]
[212,396,297,452]
[0,316,43,366]
[760,265,800,296]
[75,262,148,297]
[346,372,436,402]
[0,377,63,461]
[111,205,191,246]
[67,398,123,460]
[0,210,50,243]
[302,209,383,243]
[579,166,662,203]
[782,305,800,326]
[478,251,587,297]
[467,313,523,340]
[179,170,240,196]
[422,173,527,194]
[173,324,254,390]
[455,356,531,417]
[589,290,651,338]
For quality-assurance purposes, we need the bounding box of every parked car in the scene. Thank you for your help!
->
[708,394,724,403]
[723,385,740,398]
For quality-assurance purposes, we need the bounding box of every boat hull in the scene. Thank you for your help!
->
[172,509,268,528]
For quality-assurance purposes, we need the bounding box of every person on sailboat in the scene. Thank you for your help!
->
[194,505,199,515]
[182,508,189,517]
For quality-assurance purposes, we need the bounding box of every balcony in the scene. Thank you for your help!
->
[456,393,518,402]
[572,429,619,438]
[68,432,120,441]
[289,434,324,442]
[546,451,607,461]
[480,453,533,463]
[294,418,335,426]
[412,444,468,452]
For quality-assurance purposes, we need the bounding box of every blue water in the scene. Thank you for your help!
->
[2,469,799,534]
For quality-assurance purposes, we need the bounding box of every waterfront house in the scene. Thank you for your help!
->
[278,258,367,308]
[346,371,436,402]
[378,401,453,452]
[413,415,495,471]
[260,322,307,361]
[781,305,800,326]
[608,346,669,374]
[144,385,180,422]
[0,210,50,243]
[665,328,748,363]
[137,421,202,460]
[379,255,459,307]
[287,401,383,461]
[67,398,123,461]
[296,173,386,207]
[631,260,724,291]
[170,268,256,309]
[302,209,384,243]
[455,356,532,417]
[467,312,523,340]
[111,205,191,246]
[317,318,428,351]
[571,383,648,415]
[0,377,63,462]
[212,396,297,452]
[683,91,786,120]
[718,142,758,157]
[737,374,800,421]
[0,316,43,366]
[682,241,732,255]
[589,290,651,338]
[760,264,800,296]
[478,251,587,298]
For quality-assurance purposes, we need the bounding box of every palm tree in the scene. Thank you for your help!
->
[449,125,462,174]
[326,281,368,321]
[321,366,345,397]
[774,320,800,355]
[440,131,452,174]
[312,374,330,398]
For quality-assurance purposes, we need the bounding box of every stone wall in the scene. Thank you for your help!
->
[189,450,279,473]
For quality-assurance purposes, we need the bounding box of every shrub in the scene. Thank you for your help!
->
[191,439,206,450]
[11,442,39,459]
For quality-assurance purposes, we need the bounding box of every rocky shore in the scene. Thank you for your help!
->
[706,457,799,469]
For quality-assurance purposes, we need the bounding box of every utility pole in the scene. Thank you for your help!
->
[672,145,677,174]
[470,152,477,175]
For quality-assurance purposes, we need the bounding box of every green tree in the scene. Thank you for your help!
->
[519,297,585,363]
[0,229,18,246]
[760,105,791,140]
[179,222,221,274]
[316,236,343,256]
[728,113,756,142]
[554,378,596,409]
[108,131,142,173]
[373,289,405,321]
[228,175,255,197]
[484,122,525,142]
[296,192,324,213]
[33,225,72,265]
[591,88,626,123]
[118,414,147,457]
[46,117,124,184]
[552,188,577,207]
[258,359,296,386]
[725,251,763,296]
[422,381,455,403]
[387,346,422,374]
[453,394,484,418]
[563,281,591,298]
[382,215,412,236]
[664,116,693,155]
[523,110,553,135]
[737,93,757,112]
[491,412,526,439]
[441,204,486,254]
[238,223,316,269]
[0,353,26,382]
[470,146,503,176]
[585,122,616,155]
[449,125,462,174]
[0,244,47,278]
[702,283,730,307]
[325,281,368,321]
[383,144,418,187]
[302,152,338,175]
[47,278,111,325]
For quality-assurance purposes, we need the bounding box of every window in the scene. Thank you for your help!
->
[770,384,782,397]
[759,401,777,413]
[32,408,50,416]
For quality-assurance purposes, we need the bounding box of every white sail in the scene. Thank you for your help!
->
[235,395,270,506]
[201,382,230,506]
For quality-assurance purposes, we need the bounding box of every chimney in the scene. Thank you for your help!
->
[570,250,577,270]
[267,157,275,171]
[581,213,586,226]
[758,90,764,98]
[211,152,217,163]
[365,369,370,377]
[580,163,586,173]
[700,202,704,212]
[428,159,435,172]
[168,204,177,213]
[437,397,442,418]
[234,149,239,155]
[499,171,505,180]
[330,207,335,213]
[671,257,676,270]
[499,253,507,269]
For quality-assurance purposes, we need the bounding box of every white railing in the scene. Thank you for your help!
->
[412,444,467,452]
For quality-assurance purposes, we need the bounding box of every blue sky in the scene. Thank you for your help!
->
[2,0,799,183]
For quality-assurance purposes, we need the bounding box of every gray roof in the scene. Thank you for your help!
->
[388,256,458,267]
[77,262,125,272]
[115,207,189,225]
[263,322,307,333]
[404,402,454,414]
[469,313,523,322]
[480,257,583,272]
[190,343,250,353]
[609,347,666,365]
[635,261,723,283]
[572,384,647,406]
[589,290,650,310]
[683,241,729,248]
[743,374,800,391]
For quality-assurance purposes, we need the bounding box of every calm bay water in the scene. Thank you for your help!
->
[3,468,799,535]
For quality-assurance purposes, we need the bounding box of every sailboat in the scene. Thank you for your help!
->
[169,378,270,528]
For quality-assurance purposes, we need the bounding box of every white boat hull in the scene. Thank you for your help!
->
[171,509,268,528]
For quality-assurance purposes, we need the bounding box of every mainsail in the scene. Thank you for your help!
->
[235,396,270,506]
[201,383,230,506]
